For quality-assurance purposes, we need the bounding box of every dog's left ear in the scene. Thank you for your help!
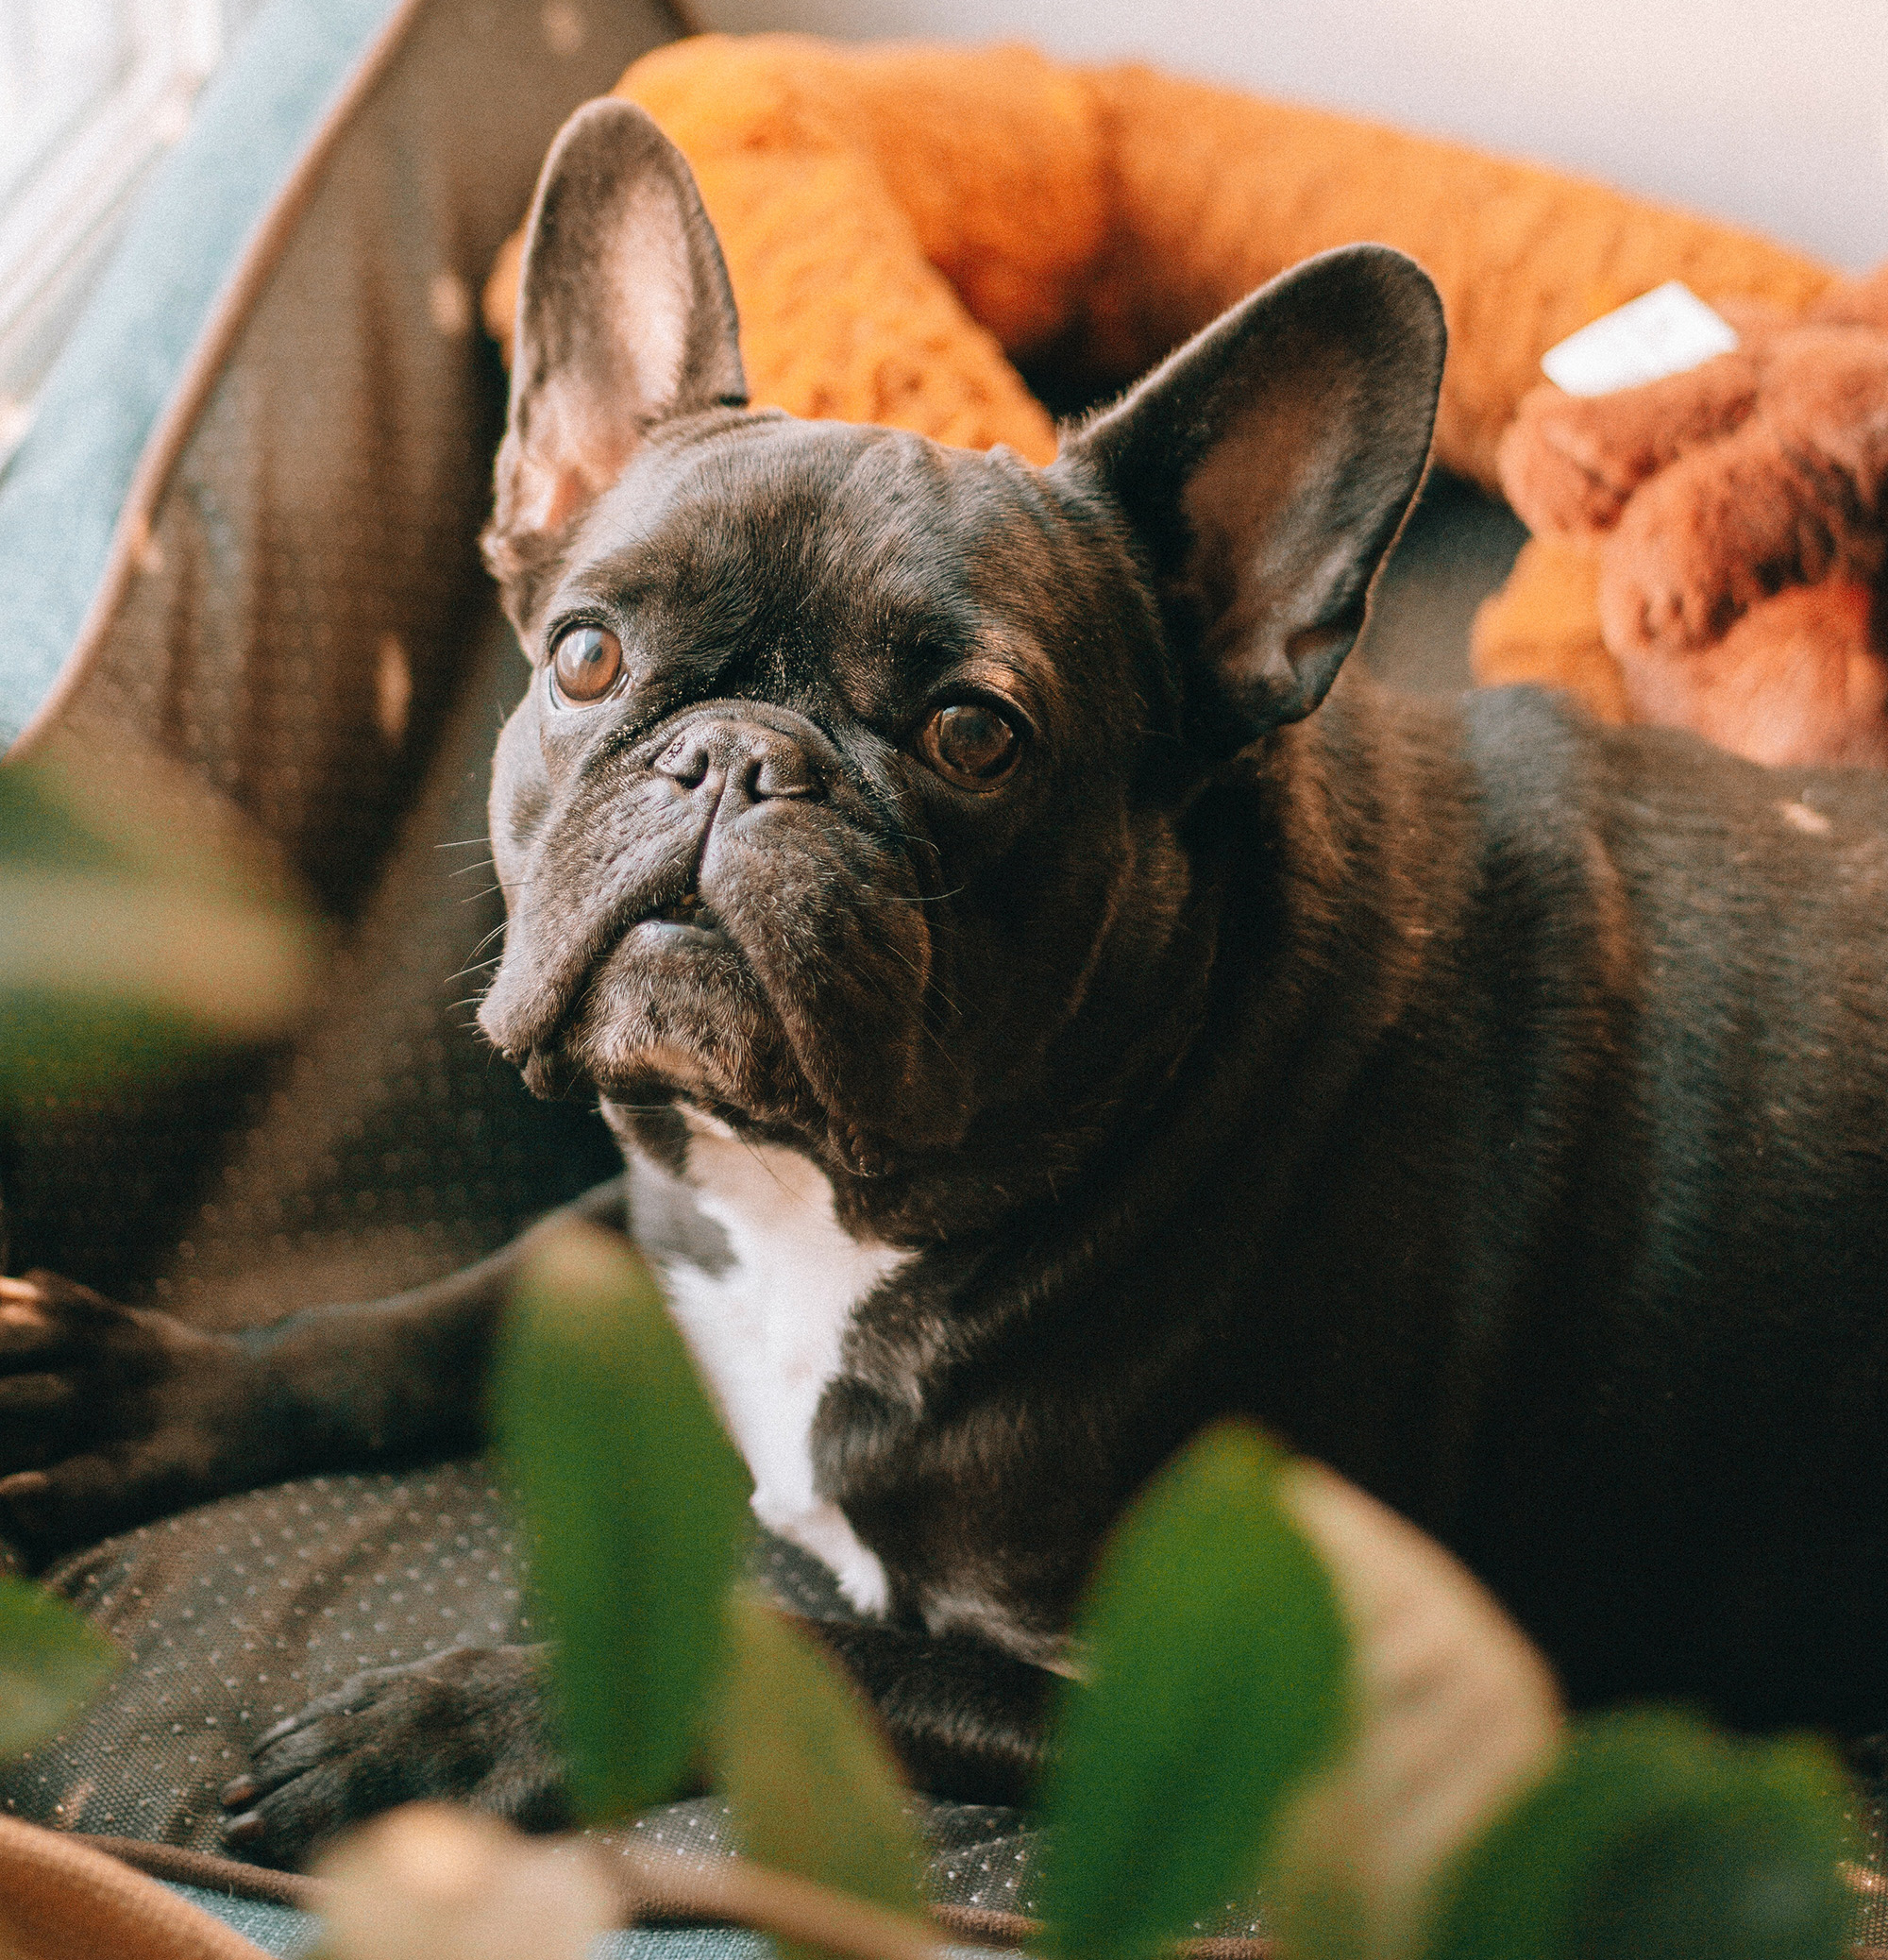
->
[1061,245,1444,742]
[485,98,746,606]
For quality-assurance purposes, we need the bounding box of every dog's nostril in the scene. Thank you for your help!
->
[652,720,821,802]
[750,752,815,799]
[655,735,711,788]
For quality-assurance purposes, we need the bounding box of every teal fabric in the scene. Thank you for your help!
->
[0,0,401,750]
[168,1881,782,1960]
[167,1883,326,1958]
[168,1882,1012,1960]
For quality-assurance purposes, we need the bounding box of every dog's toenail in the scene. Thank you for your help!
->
[222,1775,260,1808]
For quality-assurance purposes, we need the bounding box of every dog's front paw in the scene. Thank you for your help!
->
[219,1644,567,1867]
[0,1271,261,1558]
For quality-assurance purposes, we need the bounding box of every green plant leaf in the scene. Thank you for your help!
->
[714,1592,927,1960]
[1262,1463,1561,1960]
[0,1574,120,1756]
[1036,1421,1353,1960]
[1422,1708,1854,1960]
[0,764,122,878]
[0,751,313,1098]
[491,1218,750,1822]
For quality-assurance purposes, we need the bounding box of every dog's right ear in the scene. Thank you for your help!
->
[484,99,746,610]
[1059,246,1443,750]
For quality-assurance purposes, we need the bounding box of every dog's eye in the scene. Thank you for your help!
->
[919,703,1020,786]
[548,625,623,706]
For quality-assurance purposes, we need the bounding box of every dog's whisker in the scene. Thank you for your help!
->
[860,885,966,906]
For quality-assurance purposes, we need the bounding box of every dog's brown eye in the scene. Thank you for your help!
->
[920,703,1020,786]
[549,625,623,705]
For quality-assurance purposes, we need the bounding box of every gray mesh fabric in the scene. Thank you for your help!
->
[0,1460,1061,1921]
[0,1464,533,1844]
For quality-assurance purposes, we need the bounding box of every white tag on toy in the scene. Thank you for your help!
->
[1541,281,1740,396]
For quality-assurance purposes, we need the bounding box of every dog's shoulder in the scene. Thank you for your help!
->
[1441,682,1888,1158]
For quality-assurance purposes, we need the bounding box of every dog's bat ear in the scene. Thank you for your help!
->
[485,99,746,603]
[1060,245,1444,742]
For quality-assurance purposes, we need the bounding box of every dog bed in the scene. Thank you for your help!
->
[1,5,1885,1952]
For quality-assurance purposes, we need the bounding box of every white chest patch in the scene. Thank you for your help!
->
[628,1112,909,1615]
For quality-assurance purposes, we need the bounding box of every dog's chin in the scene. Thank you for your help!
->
[513,917,931,1177]
[548,917,807,1113]
[483,796,982,1173]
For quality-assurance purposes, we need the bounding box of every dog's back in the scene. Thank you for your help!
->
[1138,673,1888,1730]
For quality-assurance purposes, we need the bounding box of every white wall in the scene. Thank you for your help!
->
[691,0,1888,272]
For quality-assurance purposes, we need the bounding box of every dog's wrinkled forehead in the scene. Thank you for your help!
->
[543,414,1097,724]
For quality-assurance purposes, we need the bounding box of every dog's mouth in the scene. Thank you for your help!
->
[480,780,958,1167]
[638,887,725,936]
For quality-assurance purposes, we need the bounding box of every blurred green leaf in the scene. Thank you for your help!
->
[1422,1709,1853,1960]
[0,1574,119,1756]
[492,1219,750,1822]
[715,1592,927,1960]
[0,766,123,878]
[0,751,314,1097]
[1037,1422,1352,1960]
[1261,1463,1562,1960]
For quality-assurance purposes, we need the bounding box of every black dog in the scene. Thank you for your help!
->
[3,99,1887,1863]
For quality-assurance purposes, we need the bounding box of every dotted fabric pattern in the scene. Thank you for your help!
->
[0,1465,532,1845]
[0,1462,1062,1922]
[604,1795,1047,1924]
[1,0,661,1317]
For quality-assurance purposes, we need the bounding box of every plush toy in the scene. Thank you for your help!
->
[1486,266,1888,766]
[484,36,1829,485]
[485,36,1861,754]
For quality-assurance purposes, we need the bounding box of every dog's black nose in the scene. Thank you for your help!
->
[652,717,822,806]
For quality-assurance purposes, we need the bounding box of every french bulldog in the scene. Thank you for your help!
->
[3,99,1888,1866]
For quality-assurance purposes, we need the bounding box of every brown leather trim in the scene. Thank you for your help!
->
[67,1829,1884,1960]
[929,1902,1034,1949]
[0,1817,273,1960]
[76,1833,1275,1956]
[73,1835,320,1909]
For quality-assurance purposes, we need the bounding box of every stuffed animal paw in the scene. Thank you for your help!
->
[1493,271,1888,767]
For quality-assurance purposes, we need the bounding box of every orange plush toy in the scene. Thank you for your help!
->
[485,36,1830,489]
[489,36,1876,760]
[1490,267,1888,768]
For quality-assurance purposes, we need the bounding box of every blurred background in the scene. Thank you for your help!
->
[4,0,1885,460]
[703,0,1888,274]
[0,0,266,449]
